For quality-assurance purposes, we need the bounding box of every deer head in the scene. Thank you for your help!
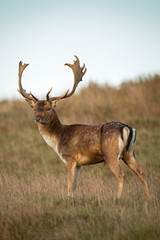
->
[18,56,87,124]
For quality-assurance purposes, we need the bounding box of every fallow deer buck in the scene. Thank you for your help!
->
[18,56,150,199]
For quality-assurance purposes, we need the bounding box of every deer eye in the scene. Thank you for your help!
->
[47,108,51,111]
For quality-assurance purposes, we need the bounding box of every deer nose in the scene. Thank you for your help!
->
[35,115,42,122]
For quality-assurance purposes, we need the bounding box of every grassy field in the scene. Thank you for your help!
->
[0,75,160,240]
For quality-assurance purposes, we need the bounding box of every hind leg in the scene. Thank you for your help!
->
[123,152,150,199]
[105,156,125,199]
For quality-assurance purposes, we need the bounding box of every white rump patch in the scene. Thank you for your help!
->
[118,137,125,154]
[122,127,130,144]
[118,127,130,159]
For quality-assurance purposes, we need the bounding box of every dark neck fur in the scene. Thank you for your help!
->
[38,110,63,137]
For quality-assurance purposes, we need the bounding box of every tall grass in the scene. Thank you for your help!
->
[0,75,160,239]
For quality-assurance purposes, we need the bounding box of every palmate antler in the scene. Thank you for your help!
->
[18,56,87,102]
[47,56,87,101]
[18,61,38,101]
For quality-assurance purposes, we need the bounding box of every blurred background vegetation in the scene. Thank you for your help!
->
[0,75,160,240]
[0,74,160,173]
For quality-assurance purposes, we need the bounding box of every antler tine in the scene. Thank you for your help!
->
[18,61,38,101]
[64,55,87,98]
[48,56,87,101]
[47,89,70,101]
[46,87,69,101]
[46,88,53,101]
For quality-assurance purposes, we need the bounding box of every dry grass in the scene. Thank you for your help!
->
[0,75,160,239]
[0,169,159,240]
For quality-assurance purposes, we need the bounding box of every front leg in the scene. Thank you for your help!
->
[67,162,81,197]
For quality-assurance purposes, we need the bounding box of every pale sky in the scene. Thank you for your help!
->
[0,0,160,100]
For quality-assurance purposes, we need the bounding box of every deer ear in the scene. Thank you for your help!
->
[51,99,60,108]
[25,98,36,108]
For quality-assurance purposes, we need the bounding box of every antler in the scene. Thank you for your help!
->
[47,56,87,101]
[18,61,38,101]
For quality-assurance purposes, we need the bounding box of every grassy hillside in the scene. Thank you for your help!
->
[0,75,160,240]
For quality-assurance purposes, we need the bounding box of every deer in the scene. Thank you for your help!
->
[18,56,150,199]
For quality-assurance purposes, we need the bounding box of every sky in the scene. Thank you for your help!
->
[0,0,160,100]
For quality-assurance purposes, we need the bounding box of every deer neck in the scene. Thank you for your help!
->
[37,110,63,150]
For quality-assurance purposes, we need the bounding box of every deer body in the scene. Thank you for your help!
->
[38,118,104,167]
[37,114,130,167]
[18,56,150,199]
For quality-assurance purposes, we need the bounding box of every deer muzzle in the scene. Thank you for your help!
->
[35,115,46,124]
